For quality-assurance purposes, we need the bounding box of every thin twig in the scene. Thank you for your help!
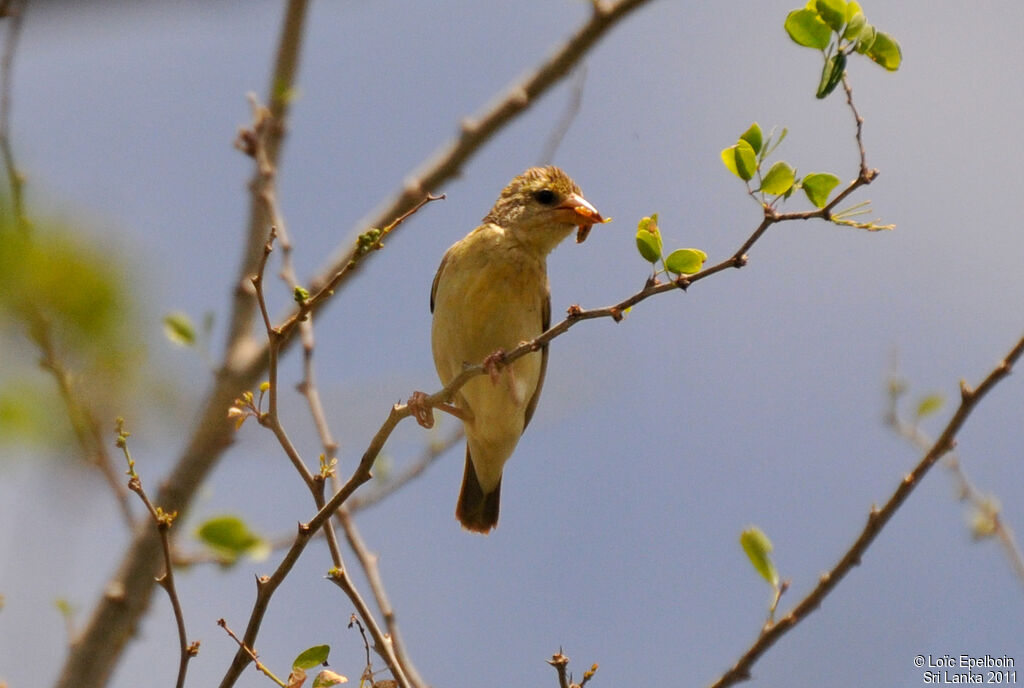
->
[116,419,198,688]
[708,334,1024,688]
[218,618,285,687]
[338,509,426,688]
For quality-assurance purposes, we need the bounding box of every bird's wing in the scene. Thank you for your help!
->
[429,249,450,314]
[522,287,550,431]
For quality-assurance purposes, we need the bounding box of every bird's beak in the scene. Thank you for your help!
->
[554,193,609,243]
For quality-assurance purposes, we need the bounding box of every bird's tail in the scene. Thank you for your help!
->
[456,447,501,534]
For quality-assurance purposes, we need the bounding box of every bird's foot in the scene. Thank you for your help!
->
[407,391,435,428]
[482,348,508,385]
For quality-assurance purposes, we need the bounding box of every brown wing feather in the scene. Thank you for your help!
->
[430,249,450,314]
[522,286,550,431]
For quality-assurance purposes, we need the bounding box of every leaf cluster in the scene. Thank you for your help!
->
[784,0,901,98]
[721,122,840,209]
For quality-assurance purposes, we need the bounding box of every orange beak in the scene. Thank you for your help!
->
[554,193,609,243]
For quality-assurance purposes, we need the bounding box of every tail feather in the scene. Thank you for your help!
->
[456,447,501,534]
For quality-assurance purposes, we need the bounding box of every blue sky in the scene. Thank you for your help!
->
[1,2,1022,686]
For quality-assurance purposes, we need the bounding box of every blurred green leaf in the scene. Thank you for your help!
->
[759,161,796,195]
[815,0,847,32]
[802,172,841,208]
[740,526,779,586]
[196,515,263,561]
[664,248,708,276]
[843,10,866,40]
[867,31,901,70]
[816,51,847,99]
[915,394,945,419]
[784,8,831,49]
[740,122,763,155]
[162,312,196,347]
[854,23,876,53]
[293,645,331,671]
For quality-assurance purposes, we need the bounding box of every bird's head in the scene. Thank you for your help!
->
[483,166,607,253]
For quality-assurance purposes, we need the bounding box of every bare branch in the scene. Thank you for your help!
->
[708,333,1024,688]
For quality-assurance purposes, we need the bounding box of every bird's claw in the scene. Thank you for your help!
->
[408,391,435,429]
[482,348,508,385]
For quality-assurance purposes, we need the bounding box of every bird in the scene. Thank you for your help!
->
[429,166,605,533]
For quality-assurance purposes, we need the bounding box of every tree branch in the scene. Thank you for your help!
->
[707,333,1024,688]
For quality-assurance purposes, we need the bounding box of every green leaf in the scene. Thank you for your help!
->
[635,215,662,263]
[196,515,263,560]
[293,285,311,303]
[162,312,196,347]
[740,122,763,155]
[664,248,708,275]
[843,11,866,40]
[915,394,945,419]
[740,527,779,586]
[293,645,331,671]
[867,31,901,70]
[815,0,847,32]
[816,51,847,99]
[801,172,841,208]
[761,126,789,159]
[784,8,831,49]
[845,0,862,21]
[721,140,757,181]
[854,23,876,54]
[759,161,796,195]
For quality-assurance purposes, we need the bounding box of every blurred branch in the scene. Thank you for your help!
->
[225,0,309,351]
[884,369,1024,586]
[548,650,598,688]
[708,333,1024,688]
[53,3,655,686]
[539,64,586,165]
[0,0,25,231]
[52,2,313,686]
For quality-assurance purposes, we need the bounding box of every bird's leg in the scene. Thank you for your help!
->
[482,348,508,385]
[407,391,472,429]
[407,391,435,428]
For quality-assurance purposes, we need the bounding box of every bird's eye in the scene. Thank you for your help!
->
[533,189,558,206]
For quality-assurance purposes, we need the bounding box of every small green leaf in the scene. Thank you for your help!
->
[740,123,763,155]
[293,285,311,303]
[845,1,862,21]
[196,515,263,560]
[915,394,945,419]
[722,140,758,181]
[815,0,847,32]
[740,526,779,586]
[163,312,196,347]
[293,645,331,671]
[867,31,901,70]
[759,161,796,195]
[784,8,831,49]
[801,172,841,208]
[854,23,876,54]
[816,51,847,99]
[664,248,708,275]
[843,11,866,40]
[635,215,662,263]
[761,126,789,159]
